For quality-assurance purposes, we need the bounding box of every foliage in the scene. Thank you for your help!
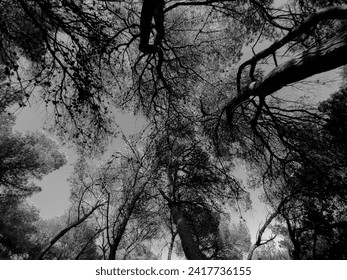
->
[0,113,67,198]
[218,220,251,259]
[264,85,347,259]
[34,216,100,260]
[0,198,41,259]
[0,0,46,64]
[252,240,289,260]
[1,0,347,259]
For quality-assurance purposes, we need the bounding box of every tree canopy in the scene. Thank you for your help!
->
[0,113,66,259]
[1,0,347,259]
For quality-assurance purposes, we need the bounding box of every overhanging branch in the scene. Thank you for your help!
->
[237,5,347,94]
[250,31,347,97]
[227,30,347,121]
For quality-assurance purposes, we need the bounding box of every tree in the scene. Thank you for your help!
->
[0,113,67,198]
[152,120,248,259]
[219,220,251,260]
[34,214,101,260]
[0,55,67,258]
[3,0,347,260]
[0,198,41,259]
[0,97,66,259]
[68,135,161,260]
[252,240,289,260]
[247,206,281,260]
[3,1,347,147]
[37,203,103,260]
[273,85,347,259]
[250,82,347,259]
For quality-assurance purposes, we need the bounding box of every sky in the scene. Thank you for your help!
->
[14,103,146,219]
[13,103,72,218]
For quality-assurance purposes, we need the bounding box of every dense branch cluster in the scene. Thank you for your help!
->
[1,0,347,260]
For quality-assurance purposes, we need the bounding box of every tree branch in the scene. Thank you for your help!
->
[247,198,287,260]
[237,5,347,94]
[37,203,103,260]
[227,29,347,121]
[249,31,347,98]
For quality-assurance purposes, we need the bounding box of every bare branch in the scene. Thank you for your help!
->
[247,198,287,260]
[37,203,104,260]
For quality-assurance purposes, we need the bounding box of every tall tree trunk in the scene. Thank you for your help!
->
[108,225,127,260]
[285,218,301,260]
[108,243,117,260]
[169,203,207,260]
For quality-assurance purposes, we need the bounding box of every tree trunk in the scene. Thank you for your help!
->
[226,31,347,116]
[108,226,126,260]
[107,184,146,260]
[236,5,347,90]
[285,218,301,260]
[108,243,117,260]
[169,203,207,260]
[252,32,347,97]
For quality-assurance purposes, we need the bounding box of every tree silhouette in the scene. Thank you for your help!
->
[2,0,347,259]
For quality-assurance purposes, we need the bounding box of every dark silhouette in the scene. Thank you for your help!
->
[139,0,165,53]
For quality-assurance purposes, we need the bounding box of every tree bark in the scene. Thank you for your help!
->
[236,5,347,92]
[169,203,207,260]
[251,32,347,98]
[227,30,347,117]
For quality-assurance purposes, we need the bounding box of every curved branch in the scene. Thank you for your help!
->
[247,198,287,260]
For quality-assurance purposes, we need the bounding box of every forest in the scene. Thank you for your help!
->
[0,0,347,260]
